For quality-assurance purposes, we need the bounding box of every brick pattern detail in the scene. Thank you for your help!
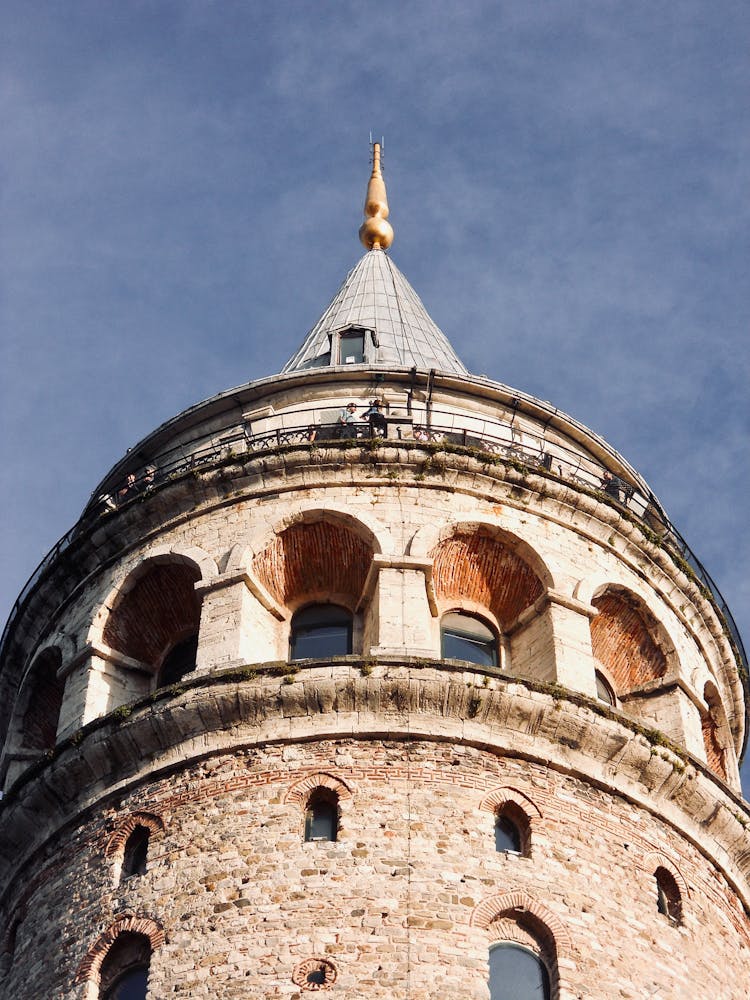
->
[103,563,201,666]
[75,914,165,983]
[21,647,63,750]
[590,591,667,692]
[254,521,372,606]
[104,811,166,858]
[431,531,544,629]
[292,957,337,990]
[702,712,727,782]
[471,891,573,955]
[479,786,542,818]
[284,772,354,806]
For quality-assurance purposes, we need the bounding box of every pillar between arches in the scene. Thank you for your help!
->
[360,555,435,657]
[510,590,598,697]
[193,571,285,673]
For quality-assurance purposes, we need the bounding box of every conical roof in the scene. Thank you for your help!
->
[281,248,467,375]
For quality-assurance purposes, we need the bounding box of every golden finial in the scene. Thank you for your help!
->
[358,141,394,251]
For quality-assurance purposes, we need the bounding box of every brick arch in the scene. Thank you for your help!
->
[590,587,667,694]
[75,914,165,984]
[410,518,555,589]
[253,519,374,609]
[13,646,64,752]
[701,682,729,782]
[641,852,690,900]
[104,811,166,858]
[284,772,354,806]
[99,555,204,669]
[471,892,572,956]
[430,528,545,630]
[479,786,542,819]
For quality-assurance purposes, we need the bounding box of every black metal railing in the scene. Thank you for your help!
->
[1,410,746,685]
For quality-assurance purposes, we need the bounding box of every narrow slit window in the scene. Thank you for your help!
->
[121,826,150,880]
[304,791,338,842]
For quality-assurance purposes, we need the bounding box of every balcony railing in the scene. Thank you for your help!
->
[1,406,746,686]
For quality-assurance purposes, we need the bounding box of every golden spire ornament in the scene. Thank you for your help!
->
[358,141,394,251]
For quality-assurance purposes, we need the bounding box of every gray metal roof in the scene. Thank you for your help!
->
[281,248,467,375]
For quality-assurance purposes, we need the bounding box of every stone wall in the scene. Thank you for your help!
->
[3,731,750,999]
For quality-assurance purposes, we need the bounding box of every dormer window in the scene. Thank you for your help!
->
[338,327,367,364]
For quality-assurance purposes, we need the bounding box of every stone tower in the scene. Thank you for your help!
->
[1,147,749,1000]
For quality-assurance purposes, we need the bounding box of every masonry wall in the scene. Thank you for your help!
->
[3,734,750,1000]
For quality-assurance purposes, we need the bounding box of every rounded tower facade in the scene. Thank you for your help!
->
[1,149,749,1000]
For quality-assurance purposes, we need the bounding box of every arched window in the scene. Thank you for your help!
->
[121,826,150,880]
[494,803,530,856]
[290,605,352,661]
[595,670,616,706]
[441,612,497,667]
[489,943,550,1000]
[655,867,682,924]
[304,788,339,842]
[157,634,198,688]
[99,932,150,1000]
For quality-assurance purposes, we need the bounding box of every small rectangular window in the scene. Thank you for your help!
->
[339,329,365,364]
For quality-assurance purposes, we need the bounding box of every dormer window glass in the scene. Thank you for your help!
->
[339,327,366,364]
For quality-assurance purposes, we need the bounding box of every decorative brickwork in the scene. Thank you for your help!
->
[431,530,544,629]
[102,562,201,666]
[75,914,164,984]
[590,589,667,693]
[104,811,165,857]
[479,785,543,819]
[254,520,373,607]
[284,771,353,805]
[292,956,337,990]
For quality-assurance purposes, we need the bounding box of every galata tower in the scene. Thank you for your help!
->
[1,147,748,1000]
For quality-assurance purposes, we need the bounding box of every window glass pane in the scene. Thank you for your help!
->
[103,967,149,1000]
[489,945,549,1000]
[305,801,337,842]
[495,816,521,853]
[339,330,365,364]
[291,606,352,660]
[441,613,497,666]
[292,624,351,660]
[595,672,615,705]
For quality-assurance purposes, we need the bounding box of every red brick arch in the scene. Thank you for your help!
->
[284,772,354,806]
[471,891,573,955]
[479,786,543,819]
[254,520,373,609]
[590,588,667,694]
[104,811,166,858]
[102,559,202,668]
[75,914,165,984]
[431,530,544,630]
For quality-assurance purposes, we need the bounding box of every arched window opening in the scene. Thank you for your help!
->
[20,647,64,752]
[595,670,616,706]
[590,589,667,695]
[655,867,682,925]
[121,826,150,880]
[157,634,198,688]
[494,803,530,856]
[495,815,521,853]
[489,943,550,1000]
[441,612,497,667]
[290,605,352,661]
[102,561,201,674]
[99,932,151,1000]
[304,788,339,843]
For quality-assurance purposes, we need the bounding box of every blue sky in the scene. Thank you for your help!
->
[1,2,748,785]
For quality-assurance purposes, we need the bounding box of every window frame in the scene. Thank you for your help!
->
[289,604,353,662]
[440,610,499,668]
